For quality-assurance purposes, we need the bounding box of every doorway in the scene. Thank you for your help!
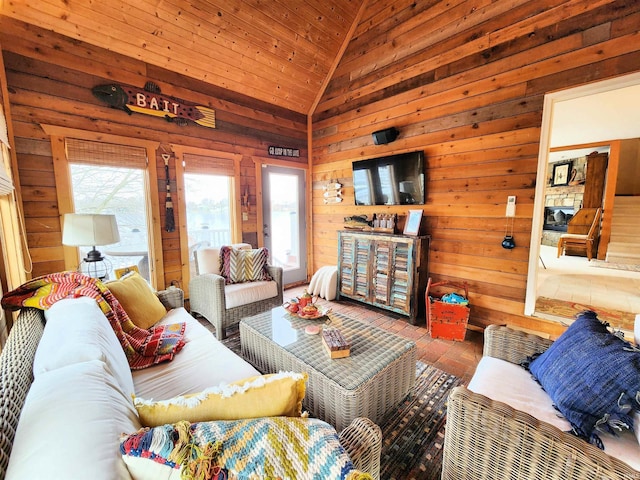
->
[261,165,307,285]
[525,72,640,325]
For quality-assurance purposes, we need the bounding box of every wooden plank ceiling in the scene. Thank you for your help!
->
[0,0,365,115]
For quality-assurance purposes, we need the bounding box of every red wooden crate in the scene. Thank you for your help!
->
[425,278,470,341]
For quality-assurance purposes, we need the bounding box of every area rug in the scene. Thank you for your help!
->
[378,361,461,480]
[217,322,460,480]
[535,296,636,331]
[590,259,640,272]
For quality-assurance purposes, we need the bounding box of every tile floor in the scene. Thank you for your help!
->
[537,245,640,314]
[284,285,484,385]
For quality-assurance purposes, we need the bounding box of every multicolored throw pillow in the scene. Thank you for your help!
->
[219,245,273,284]
[526,310,640,448]
[120,417,373,480]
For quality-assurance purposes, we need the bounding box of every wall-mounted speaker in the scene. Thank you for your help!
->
[372,127,399,145]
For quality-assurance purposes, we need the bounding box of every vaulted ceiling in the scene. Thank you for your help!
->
[0,0,366,115]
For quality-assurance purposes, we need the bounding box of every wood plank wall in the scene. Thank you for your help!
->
[0,18,307,290]
[311,0,640,336]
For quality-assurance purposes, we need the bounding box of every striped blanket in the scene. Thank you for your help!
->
[1,271,185,370]
[121,417,373,480]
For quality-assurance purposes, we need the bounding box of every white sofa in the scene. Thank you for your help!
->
[0,289,381,479]
[189,244,283,340]
[442,316,640,479]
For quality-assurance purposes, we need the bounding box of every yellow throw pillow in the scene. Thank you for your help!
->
[106,272,167,330]
[133,372,308,427]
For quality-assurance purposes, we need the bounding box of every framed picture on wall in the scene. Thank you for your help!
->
[551,161,572,186]
[403,209,423,236]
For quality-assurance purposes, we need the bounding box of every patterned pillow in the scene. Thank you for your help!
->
[527,311,640,447]
[120,417,373,480]
[219,246,273,284]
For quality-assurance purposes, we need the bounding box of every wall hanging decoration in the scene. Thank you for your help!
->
[92,81,216,129]
[551,161,572,186]
[323,180,343,204]
[268,146,300,157]
[162,153,175,232]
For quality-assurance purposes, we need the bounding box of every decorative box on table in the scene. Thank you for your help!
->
[321,328,351,359]
[425,278,470,341]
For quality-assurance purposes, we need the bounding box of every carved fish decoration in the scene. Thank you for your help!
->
[92,81,216,129]
[343,215,372,229]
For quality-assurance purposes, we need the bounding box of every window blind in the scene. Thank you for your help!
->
[65,138,147,169]
[183,153,234,176]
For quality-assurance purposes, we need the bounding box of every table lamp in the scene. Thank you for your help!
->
[62,213,120,279]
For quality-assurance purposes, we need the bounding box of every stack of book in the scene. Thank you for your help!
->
[321,328,351,359]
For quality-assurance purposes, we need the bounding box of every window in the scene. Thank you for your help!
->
[62,137,157,283]
[181,153,236,279]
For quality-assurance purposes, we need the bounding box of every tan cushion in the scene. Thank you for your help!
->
[106,272,166,329]
[133,372,307,427]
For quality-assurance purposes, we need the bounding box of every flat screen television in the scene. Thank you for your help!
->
[352,151,425,205]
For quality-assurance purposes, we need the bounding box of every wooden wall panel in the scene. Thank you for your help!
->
[1,19,307,291]
[311,0,640,336]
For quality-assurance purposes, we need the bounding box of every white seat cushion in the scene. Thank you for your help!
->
[39,297,135,400]
[469,356,640,470]
[6,360,139,480]
[224,280,278,309]
[132,309,259,399]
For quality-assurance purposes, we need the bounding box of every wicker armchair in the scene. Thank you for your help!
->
[442,325,640,480]
[189,248,283,340]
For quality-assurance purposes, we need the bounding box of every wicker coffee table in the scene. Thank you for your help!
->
[240,306,416,431]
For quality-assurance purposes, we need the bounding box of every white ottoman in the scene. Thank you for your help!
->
[308,266,338,301]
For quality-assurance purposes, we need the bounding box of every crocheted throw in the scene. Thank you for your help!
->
[120,417,373,480]
[1,271,185,370]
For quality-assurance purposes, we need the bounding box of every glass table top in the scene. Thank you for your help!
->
[241,306,416,390]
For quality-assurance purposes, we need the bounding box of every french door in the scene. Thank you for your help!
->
[261,165,307,285]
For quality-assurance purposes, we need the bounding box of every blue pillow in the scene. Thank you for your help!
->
[527,310,640,447]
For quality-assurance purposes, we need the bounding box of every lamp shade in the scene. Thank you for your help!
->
[62,214,120,247]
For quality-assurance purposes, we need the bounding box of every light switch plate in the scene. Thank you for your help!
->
[506,196,516,217]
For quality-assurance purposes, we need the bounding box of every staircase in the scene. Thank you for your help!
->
[605,196,640,264]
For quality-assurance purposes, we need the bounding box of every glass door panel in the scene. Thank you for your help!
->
[262,166,306,284]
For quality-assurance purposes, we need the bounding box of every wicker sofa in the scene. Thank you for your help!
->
[189,244,284,339]
[442,323,640,480]
[0,288,381,479]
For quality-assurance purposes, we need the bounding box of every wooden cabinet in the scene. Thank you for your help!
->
[337,231,430,325]
[582,152,608,208]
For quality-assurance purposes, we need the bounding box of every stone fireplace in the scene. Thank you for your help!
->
[541,174,585,246]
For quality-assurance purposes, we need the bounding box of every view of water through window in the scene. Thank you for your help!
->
[184,172,232,277]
